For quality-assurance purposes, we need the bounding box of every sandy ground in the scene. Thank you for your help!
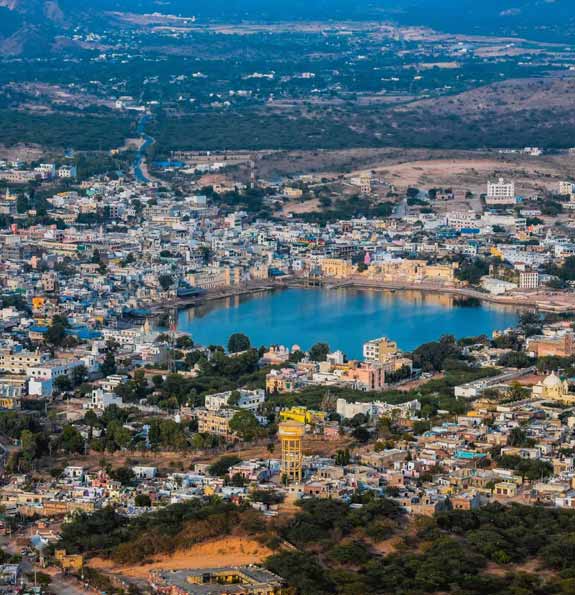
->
[257,148,574,197]
[89,537,272,578]
[283,198,321,215]
[372,155,570,195]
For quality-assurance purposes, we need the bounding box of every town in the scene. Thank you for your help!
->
[1,1,575,594]
[0,147,575,594]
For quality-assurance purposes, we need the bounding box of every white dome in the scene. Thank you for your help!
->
[543,372,562,387]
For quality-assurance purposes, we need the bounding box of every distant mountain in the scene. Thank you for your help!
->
[0,0,64,23]
[0,0,66,55]
[0,0,573,56]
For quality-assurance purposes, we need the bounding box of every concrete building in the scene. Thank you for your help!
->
[196,408,236,439]
[204,389,265,413]
[363,337,400,362]
[149,566,290,595]
[519,271,539,289]
[486,178,516,205]
[527,332,575,358]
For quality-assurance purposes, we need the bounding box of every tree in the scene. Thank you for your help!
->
[16,195,29,214]
[309,342,330,362]
[455,258,490,286]
[412,336,461,372]
[54,375,72,393]
[229,410,261,441]
[175,335,194,349]
[101,351,117,377]
[208,455,241,477]
[288,350,305,363]
[352,427,371,443]
[60,425,84,454]
[110,466,136,485]
[134,494,151,507]
[228,333,251,353]
[72,365,88,386]
[335,449,351,466]
[46,323,67,346]
[158,274,173,291]
[20,430,39,462]
[497,352,534,369]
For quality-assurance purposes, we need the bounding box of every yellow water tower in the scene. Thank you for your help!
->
[278,420,305,484]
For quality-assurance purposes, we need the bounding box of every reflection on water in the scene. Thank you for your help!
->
[177,288,519,358]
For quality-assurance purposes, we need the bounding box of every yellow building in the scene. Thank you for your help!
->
[55,550,84,572]
[363,337,399,362]
[284,187,304,199]
[280,407,325,425]
[0,396,21,410]
[494,482,518,498]
[318,258,355,279]
[532,372,575,404]
[196,408,236,439]
[186,267,241,290]
[32,296,46,312]
[368,260,457,283]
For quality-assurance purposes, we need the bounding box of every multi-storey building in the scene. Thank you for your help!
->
[486,178,516,205]
[196,408,236,438]
[0,350,49,374]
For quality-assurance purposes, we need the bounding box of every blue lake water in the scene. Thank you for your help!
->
[177,288,520,358]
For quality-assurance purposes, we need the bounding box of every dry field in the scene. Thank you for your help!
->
[90,536,272,578]
[258,148,574,197]
[398,77,575,118]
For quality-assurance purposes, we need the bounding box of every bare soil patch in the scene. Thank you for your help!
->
[89,536,272,579]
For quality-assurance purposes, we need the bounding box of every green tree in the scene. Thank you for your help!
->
[101,351,117,377]
[110,466,136,485]
[46,323,67,346]
[309,342,330,362]
[158,274,173,291]
[54,375,72,393]
[208,455,241,477]
[72,365,88,386]
[229,410,261,441]
[134,494,152,507]
[228,333,251,353]
[60,425,84,454]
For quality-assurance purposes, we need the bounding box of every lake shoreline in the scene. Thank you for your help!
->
[171,284,521,357]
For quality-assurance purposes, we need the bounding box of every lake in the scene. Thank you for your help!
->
[176,288,520,358]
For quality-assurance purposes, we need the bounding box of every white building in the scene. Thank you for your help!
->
[58,165,77,179]
[519,271,539,289]
[336,398,420,420]
[132,465,157,480]
[486,178,516,205]
[480,276,518,295]
[26,359,84,381]
[446,211,478,231]
[85,388,123,411]
[28,377,53,397]
[204,388,265,413]
[34,163,56,179]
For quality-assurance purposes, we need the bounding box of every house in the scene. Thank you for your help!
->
[205,389,265,413]
[85,388,123,411]
[494,482,518,498]
[132,466,157,480]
